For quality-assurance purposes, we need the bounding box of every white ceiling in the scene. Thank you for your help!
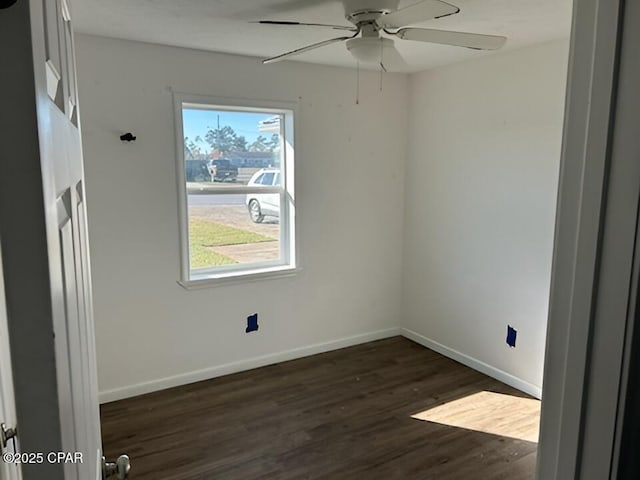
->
[71,0,573,73]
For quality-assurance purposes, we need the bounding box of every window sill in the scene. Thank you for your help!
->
[177,265,300,290]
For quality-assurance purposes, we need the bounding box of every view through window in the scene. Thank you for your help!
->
[178,100,295,281]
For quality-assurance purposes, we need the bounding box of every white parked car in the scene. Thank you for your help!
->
[246,168,281,223]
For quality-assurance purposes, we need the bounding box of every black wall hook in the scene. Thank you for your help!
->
[0,0,19,9]
[120,133,136,142]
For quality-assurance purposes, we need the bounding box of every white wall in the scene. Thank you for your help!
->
[403,40,569,395]
[75,35,408,402]
[77,34,568,402]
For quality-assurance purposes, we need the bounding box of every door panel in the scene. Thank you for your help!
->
[75,184,103,472]
[60,0,77,124]
[58,196,84,479]
[42,0,64,109]
[51,129,101,480]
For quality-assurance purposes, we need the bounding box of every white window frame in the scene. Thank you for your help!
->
[173,93,298,287]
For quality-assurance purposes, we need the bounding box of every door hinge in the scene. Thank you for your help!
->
[0,422,17,449]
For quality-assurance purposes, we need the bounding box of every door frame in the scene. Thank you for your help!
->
[537,0,640,478]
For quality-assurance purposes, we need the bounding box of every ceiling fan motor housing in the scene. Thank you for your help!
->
[343,0,399,23]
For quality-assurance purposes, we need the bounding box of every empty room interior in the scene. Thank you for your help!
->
[68,0,570,478]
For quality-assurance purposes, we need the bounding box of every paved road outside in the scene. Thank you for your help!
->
[188,194,245,206]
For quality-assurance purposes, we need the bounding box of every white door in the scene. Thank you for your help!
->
[40,0,105,477]
[0,1,128,479]
[40,0,103,476]
[0,246,20,480]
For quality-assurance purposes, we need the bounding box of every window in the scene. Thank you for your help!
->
[174,95,296,285]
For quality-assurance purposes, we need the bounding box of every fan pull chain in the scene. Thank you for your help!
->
[380,38,384,91]
[355,61,360,105]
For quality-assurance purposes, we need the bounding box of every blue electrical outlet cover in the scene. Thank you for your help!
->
[506,325,517,348]
[246,313,259,333]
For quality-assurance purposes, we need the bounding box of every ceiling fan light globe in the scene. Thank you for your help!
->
[346,37,394,63]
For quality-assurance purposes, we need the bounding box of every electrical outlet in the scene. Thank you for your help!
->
[506,325,517,348]
[246,313,259,333]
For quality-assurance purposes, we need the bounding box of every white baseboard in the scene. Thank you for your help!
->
[99,327,401,404]
[400,328,542,399]
[100,326,542,403]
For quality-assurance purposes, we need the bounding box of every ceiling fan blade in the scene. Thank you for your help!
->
[380,0,460,28]
[381,44,409,71]
[396,28,507,50]
[263,36,353,64]
[253,20,357,31]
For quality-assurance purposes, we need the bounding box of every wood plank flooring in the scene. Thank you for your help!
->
[101,337,539,480]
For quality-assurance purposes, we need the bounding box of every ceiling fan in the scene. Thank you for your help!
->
[255,0,507,70]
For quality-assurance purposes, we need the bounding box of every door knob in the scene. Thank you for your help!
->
[102,454,131,480]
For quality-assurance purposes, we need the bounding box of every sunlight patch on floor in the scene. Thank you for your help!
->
[411,391,541,442]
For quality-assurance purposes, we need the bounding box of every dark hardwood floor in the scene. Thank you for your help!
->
[101,337,539,480]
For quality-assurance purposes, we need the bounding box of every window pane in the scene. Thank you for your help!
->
[182,109,283,187]
[187,193,281,269]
